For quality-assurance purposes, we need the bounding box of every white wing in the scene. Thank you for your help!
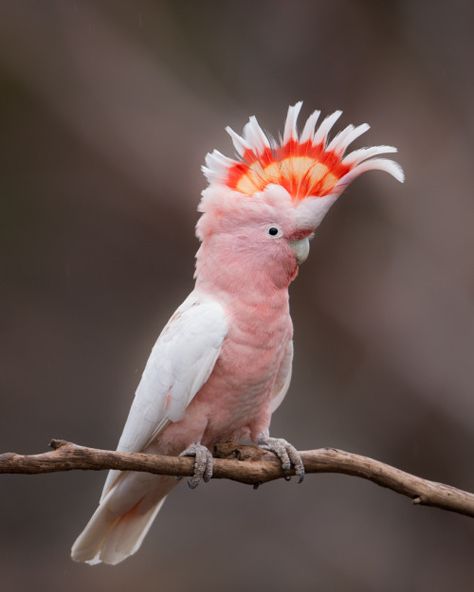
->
[270,340,293,413]
[101,290,228,499]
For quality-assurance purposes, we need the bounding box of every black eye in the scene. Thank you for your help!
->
[268,227,279,236]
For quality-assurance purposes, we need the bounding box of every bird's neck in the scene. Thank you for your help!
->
[194,240,296,309]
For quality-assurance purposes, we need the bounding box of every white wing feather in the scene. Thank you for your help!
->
[270,340,293,413]
[101,290,228,500]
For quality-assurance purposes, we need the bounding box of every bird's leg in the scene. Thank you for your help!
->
[257,435,305,483]
[180,443,214,489]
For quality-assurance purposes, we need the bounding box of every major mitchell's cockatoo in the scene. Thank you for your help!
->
[71,102,403,565]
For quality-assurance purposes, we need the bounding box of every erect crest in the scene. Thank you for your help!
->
[202,102,404,201]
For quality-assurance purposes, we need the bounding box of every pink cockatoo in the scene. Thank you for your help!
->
[71,102,403,565]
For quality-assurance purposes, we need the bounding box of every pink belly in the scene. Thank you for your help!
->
[154,320,291,454]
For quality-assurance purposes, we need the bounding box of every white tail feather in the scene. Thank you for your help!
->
[72,474,176,565]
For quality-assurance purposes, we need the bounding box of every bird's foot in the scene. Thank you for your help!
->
[258,436,305,483]
[180,443,214,489]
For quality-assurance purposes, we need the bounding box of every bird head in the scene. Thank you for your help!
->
[196,102,403,289]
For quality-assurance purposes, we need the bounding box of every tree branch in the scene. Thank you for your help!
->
[0,440,472,518]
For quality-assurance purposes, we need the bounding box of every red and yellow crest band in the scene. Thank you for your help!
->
[202,102,403,201]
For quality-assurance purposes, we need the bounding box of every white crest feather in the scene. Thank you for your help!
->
[243,116,270,154]
[328,123,370,155]
[283,101,303,143]
[326,124,355,153]
[300,109,321,143]
[336,157,405,191]
[202,150,237,183]
[342,145,398,166]
[312,110,343,146]
[225,126,250,156]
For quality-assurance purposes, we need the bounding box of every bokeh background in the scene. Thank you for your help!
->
[1,1,473,590]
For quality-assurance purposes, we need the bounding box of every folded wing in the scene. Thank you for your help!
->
[101,290,228,500]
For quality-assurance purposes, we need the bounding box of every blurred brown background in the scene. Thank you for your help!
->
[1,1,473,590]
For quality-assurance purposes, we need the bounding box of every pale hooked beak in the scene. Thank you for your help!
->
[290,237,310,265]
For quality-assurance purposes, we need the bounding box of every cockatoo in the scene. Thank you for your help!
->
[71,102,403,565]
